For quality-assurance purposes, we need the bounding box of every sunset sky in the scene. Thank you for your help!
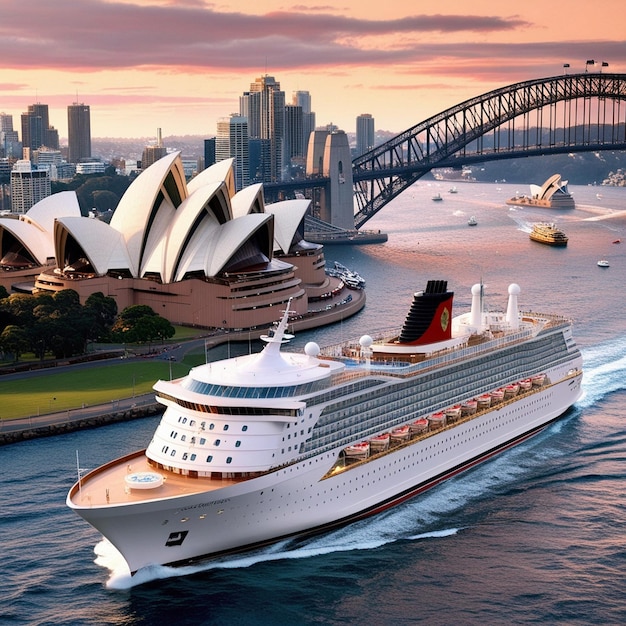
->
[1,0,624,141]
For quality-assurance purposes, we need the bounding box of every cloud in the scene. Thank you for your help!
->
[0,0,530,72]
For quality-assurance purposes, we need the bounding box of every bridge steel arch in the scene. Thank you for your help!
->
[352,72,626,229]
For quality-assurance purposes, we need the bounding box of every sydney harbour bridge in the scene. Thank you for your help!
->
[265,72,626,230]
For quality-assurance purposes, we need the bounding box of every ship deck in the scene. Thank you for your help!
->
[69,450,245,508]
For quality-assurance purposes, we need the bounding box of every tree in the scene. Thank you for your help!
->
[0,325,29,362]
[112,304,174,347]
[84,292,118,342]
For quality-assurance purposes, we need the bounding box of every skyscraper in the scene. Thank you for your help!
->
[292,91,316,157]
[356,113,375,156]
[0,113,20,159]
[67,103,91,163]
[141,128,167,170]
[20,104,59,158]
[240,75,285,182]
[10,159,51,213]
[216,115,249,191]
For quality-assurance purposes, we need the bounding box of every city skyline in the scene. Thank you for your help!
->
[1,0,624,139]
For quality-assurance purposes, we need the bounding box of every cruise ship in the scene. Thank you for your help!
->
[67,280,583,576]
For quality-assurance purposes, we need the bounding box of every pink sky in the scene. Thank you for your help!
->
[1,0,624,140]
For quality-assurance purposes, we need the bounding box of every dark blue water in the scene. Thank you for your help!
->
[2,182,626,625]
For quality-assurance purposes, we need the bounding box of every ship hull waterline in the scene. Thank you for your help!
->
[68,372,582,575]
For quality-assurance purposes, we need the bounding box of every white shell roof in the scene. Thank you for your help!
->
[187,158,236,199]
[265,199,310,253]
[231,184,264,218]
[109,151,186,276]
[0,218,52,264]
[54,217,132,275]
[23,191,82,233]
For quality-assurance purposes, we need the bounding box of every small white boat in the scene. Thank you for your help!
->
[449,186,458,194]
[432,193,443,202]
[468,216,478,226]
[597,260,610,267]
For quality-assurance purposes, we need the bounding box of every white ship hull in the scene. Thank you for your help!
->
[71,365,582,574]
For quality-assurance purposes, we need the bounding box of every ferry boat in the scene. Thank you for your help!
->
[529,223,568,246]
[67,279,583,576]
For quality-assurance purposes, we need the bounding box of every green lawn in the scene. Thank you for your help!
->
[0,360,191,420]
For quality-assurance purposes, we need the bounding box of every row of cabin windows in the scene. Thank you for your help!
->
[160,446,234,464]
[176,415,249,432]
[166,435,243,447]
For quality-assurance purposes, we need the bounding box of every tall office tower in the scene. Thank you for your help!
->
[204,138,216,170]
[0,113,21,159]
[292,91,316,158]
[141,128,167,170]
[284,105,304,164]
[241,75,285,182]
[20,103,60,157]
[10,159,51,213]
[356,113,375,156]
[216,115,250,191]
[67,103,92,163]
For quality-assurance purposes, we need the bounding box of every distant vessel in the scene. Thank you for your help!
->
[507,174,575,209]
[432,193,443,202]
[67,281,582,576]
[468,216,478,226]
[529,223,568,246]
[597,260,610,267]
[325,261,365,289]
[449,187,458,194]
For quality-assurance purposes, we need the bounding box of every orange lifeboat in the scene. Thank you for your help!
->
[370,433,391,453]
[409,418,429,435]
[428,412,447,429]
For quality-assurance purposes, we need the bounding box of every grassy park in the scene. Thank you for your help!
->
[0,326,209,421]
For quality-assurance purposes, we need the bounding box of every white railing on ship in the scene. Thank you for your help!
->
[319,312,568,380]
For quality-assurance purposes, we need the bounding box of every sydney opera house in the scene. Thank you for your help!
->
[0,152,364,331]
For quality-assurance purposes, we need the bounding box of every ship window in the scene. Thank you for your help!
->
[162,446,168,454]
[235,441,241,447]
[190,437,196,444]
[214,439,221,446]
[191,454,196,461]
[190,420,196,427]
[171,449,176,456]
[200,437,206,445]
[182,418,187,424]
[181,435,186,442]
[209,424,215,430]
[226,457,233,464]
[170,431,177,439]
[182,453,188,460]
[207,455,213,462]
[242,425,248,431]
[223,424,229,431]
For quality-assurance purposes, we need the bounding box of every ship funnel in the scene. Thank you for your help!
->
[470,283,483,330]
[506,283,521,329]
[398,280,453,345]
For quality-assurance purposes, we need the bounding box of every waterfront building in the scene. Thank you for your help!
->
[76,161,106,175]
[10,160,51,213]
[67,103,92,163]
[356,113,375,156]
[0,152,364,330]
[216,115,249,191]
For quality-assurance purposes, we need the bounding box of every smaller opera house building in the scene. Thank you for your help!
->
[0,152,363,331]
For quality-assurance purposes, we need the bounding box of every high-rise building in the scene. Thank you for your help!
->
[240,75,285,182]
[141,128,167,170]
[0,113,21,159]
[10,159,51,213]
[356,113,375,156]
[292,91,316,158]
[216,115,249,191]
[67,103,92,163]
[203,138,216,170]
[284,105,304,163]
[20,103,59,157]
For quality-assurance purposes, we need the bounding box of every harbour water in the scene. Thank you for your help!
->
[2,181,626,625]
